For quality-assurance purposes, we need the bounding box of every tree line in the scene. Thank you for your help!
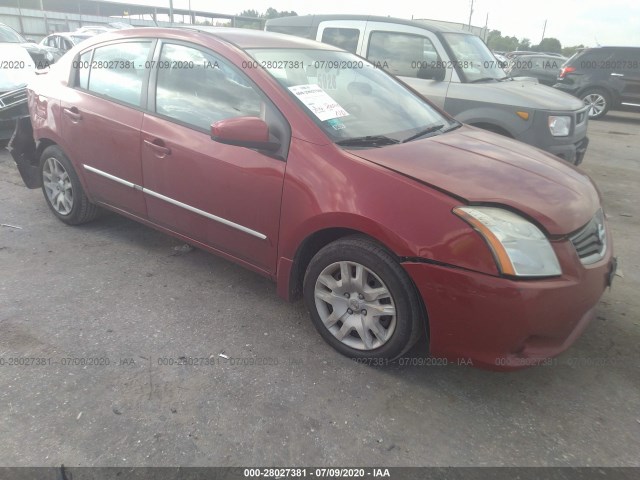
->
[486,30,584,57]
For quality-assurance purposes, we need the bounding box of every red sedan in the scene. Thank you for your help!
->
[9,27,616,369]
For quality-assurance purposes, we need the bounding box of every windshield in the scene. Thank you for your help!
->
[246,48,453,145]
[0,24,26,43]
[71,34,92,44]
[442,33,507,82]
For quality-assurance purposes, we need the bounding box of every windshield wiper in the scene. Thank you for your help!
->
[401,124,445,143]
[336,135,400,148]
[441,121,463,133]
[469,77,498,83]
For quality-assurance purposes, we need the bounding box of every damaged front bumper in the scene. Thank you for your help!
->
[1,87,29,141]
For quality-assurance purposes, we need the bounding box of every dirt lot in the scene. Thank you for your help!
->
[0,112,639,467]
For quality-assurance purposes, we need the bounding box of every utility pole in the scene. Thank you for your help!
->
[484,12,488,41]
[540,19,547,43]
[169,0,174,24]
[467,0,474,31]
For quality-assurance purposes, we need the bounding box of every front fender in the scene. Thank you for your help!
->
[448,103,533,138]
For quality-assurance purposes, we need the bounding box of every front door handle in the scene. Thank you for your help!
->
[63,107,82,122]
[144,138,172,158]
[610,73,624,77]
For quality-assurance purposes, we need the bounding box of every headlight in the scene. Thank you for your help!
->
[548,115,571,136]
[454,206,561,277]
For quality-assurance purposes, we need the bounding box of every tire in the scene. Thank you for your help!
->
[303,235,425,360]
[581,88,611,120]
[40,145,99,225]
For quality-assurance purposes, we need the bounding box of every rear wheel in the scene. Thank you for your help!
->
[40,145,99,225]
[582,88,610,120]
[303,236,425,360]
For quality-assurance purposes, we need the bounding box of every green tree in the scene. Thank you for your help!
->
[562,44,584,57]
[532,37,562,53]
[518,38,531,50]
[486,30,522,52]
[238,9,260,18]
[237,8,297,19]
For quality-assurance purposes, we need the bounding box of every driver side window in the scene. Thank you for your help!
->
[367,31,441,79]
[154,43,264,132]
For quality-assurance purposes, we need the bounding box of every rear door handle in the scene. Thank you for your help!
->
[63,107,82,122]
[144,138,172,158]
[610,73,624,77]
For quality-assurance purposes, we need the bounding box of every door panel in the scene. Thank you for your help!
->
[60,41,153,217]
[614,51,640,105]
[140,42,288,272]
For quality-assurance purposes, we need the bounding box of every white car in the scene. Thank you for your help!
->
[0,44,35,139]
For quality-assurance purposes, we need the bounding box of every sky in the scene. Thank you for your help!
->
[109,0,640,47]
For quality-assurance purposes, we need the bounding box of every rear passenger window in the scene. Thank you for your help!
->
[368,31,440,78]
[85,41,151,107]
[76,50,91,89]
[154,43,263,131]
[577,50,614,69]
[321,28,360,54]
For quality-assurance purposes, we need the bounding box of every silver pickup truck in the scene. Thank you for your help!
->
[266,15,590,165]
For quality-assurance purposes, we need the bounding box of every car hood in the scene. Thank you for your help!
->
[347,126,599,235]
[448,78,585,111]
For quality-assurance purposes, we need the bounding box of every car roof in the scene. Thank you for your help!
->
[580,46,640,50]
[50,32,89,38]
[94,26,342,51]
[181,26,341,49]
[265,14,467,34]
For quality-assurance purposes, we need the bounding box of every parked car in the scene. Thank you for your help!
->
[506,51,564,59]
[554,46,640,119]
[0,22,56,68]
[74,23,132,36]
[40,32,93,61]
[0,40,35,141]
[492,52,509,70]
[506,54,567,86]
[10,27,615,369]
[266,15,590,165]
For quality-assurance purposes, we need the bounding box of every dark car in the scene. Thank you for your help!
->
[40,32,93,61]
[1,39,35,141]
[554,46,640,119]
[506,54,567,86]
[9,27,615,369]
[0,22,56,69]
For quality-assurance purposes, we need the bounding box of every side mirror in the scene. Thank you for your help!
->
[211,116,280,152]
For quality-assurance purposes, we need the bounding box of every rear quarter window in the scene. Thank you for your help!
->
[266,25,316,40]
[321,28,359,54]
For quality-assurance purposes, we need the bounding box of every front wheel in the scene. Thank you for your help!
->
[40,145,99,225]
[582,88,611,120]
[303,236,425,360]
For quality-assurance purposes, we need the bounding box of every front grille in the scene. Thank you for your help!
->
[570,209,607,265]
[0,88,28,111]
[577,110,587,125]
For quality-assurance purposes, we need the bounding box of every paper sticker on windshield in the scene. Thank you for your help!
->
[288,84,349,121]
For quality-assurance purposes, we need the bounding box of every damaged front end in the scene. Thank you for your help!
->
[7,116,40,189]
